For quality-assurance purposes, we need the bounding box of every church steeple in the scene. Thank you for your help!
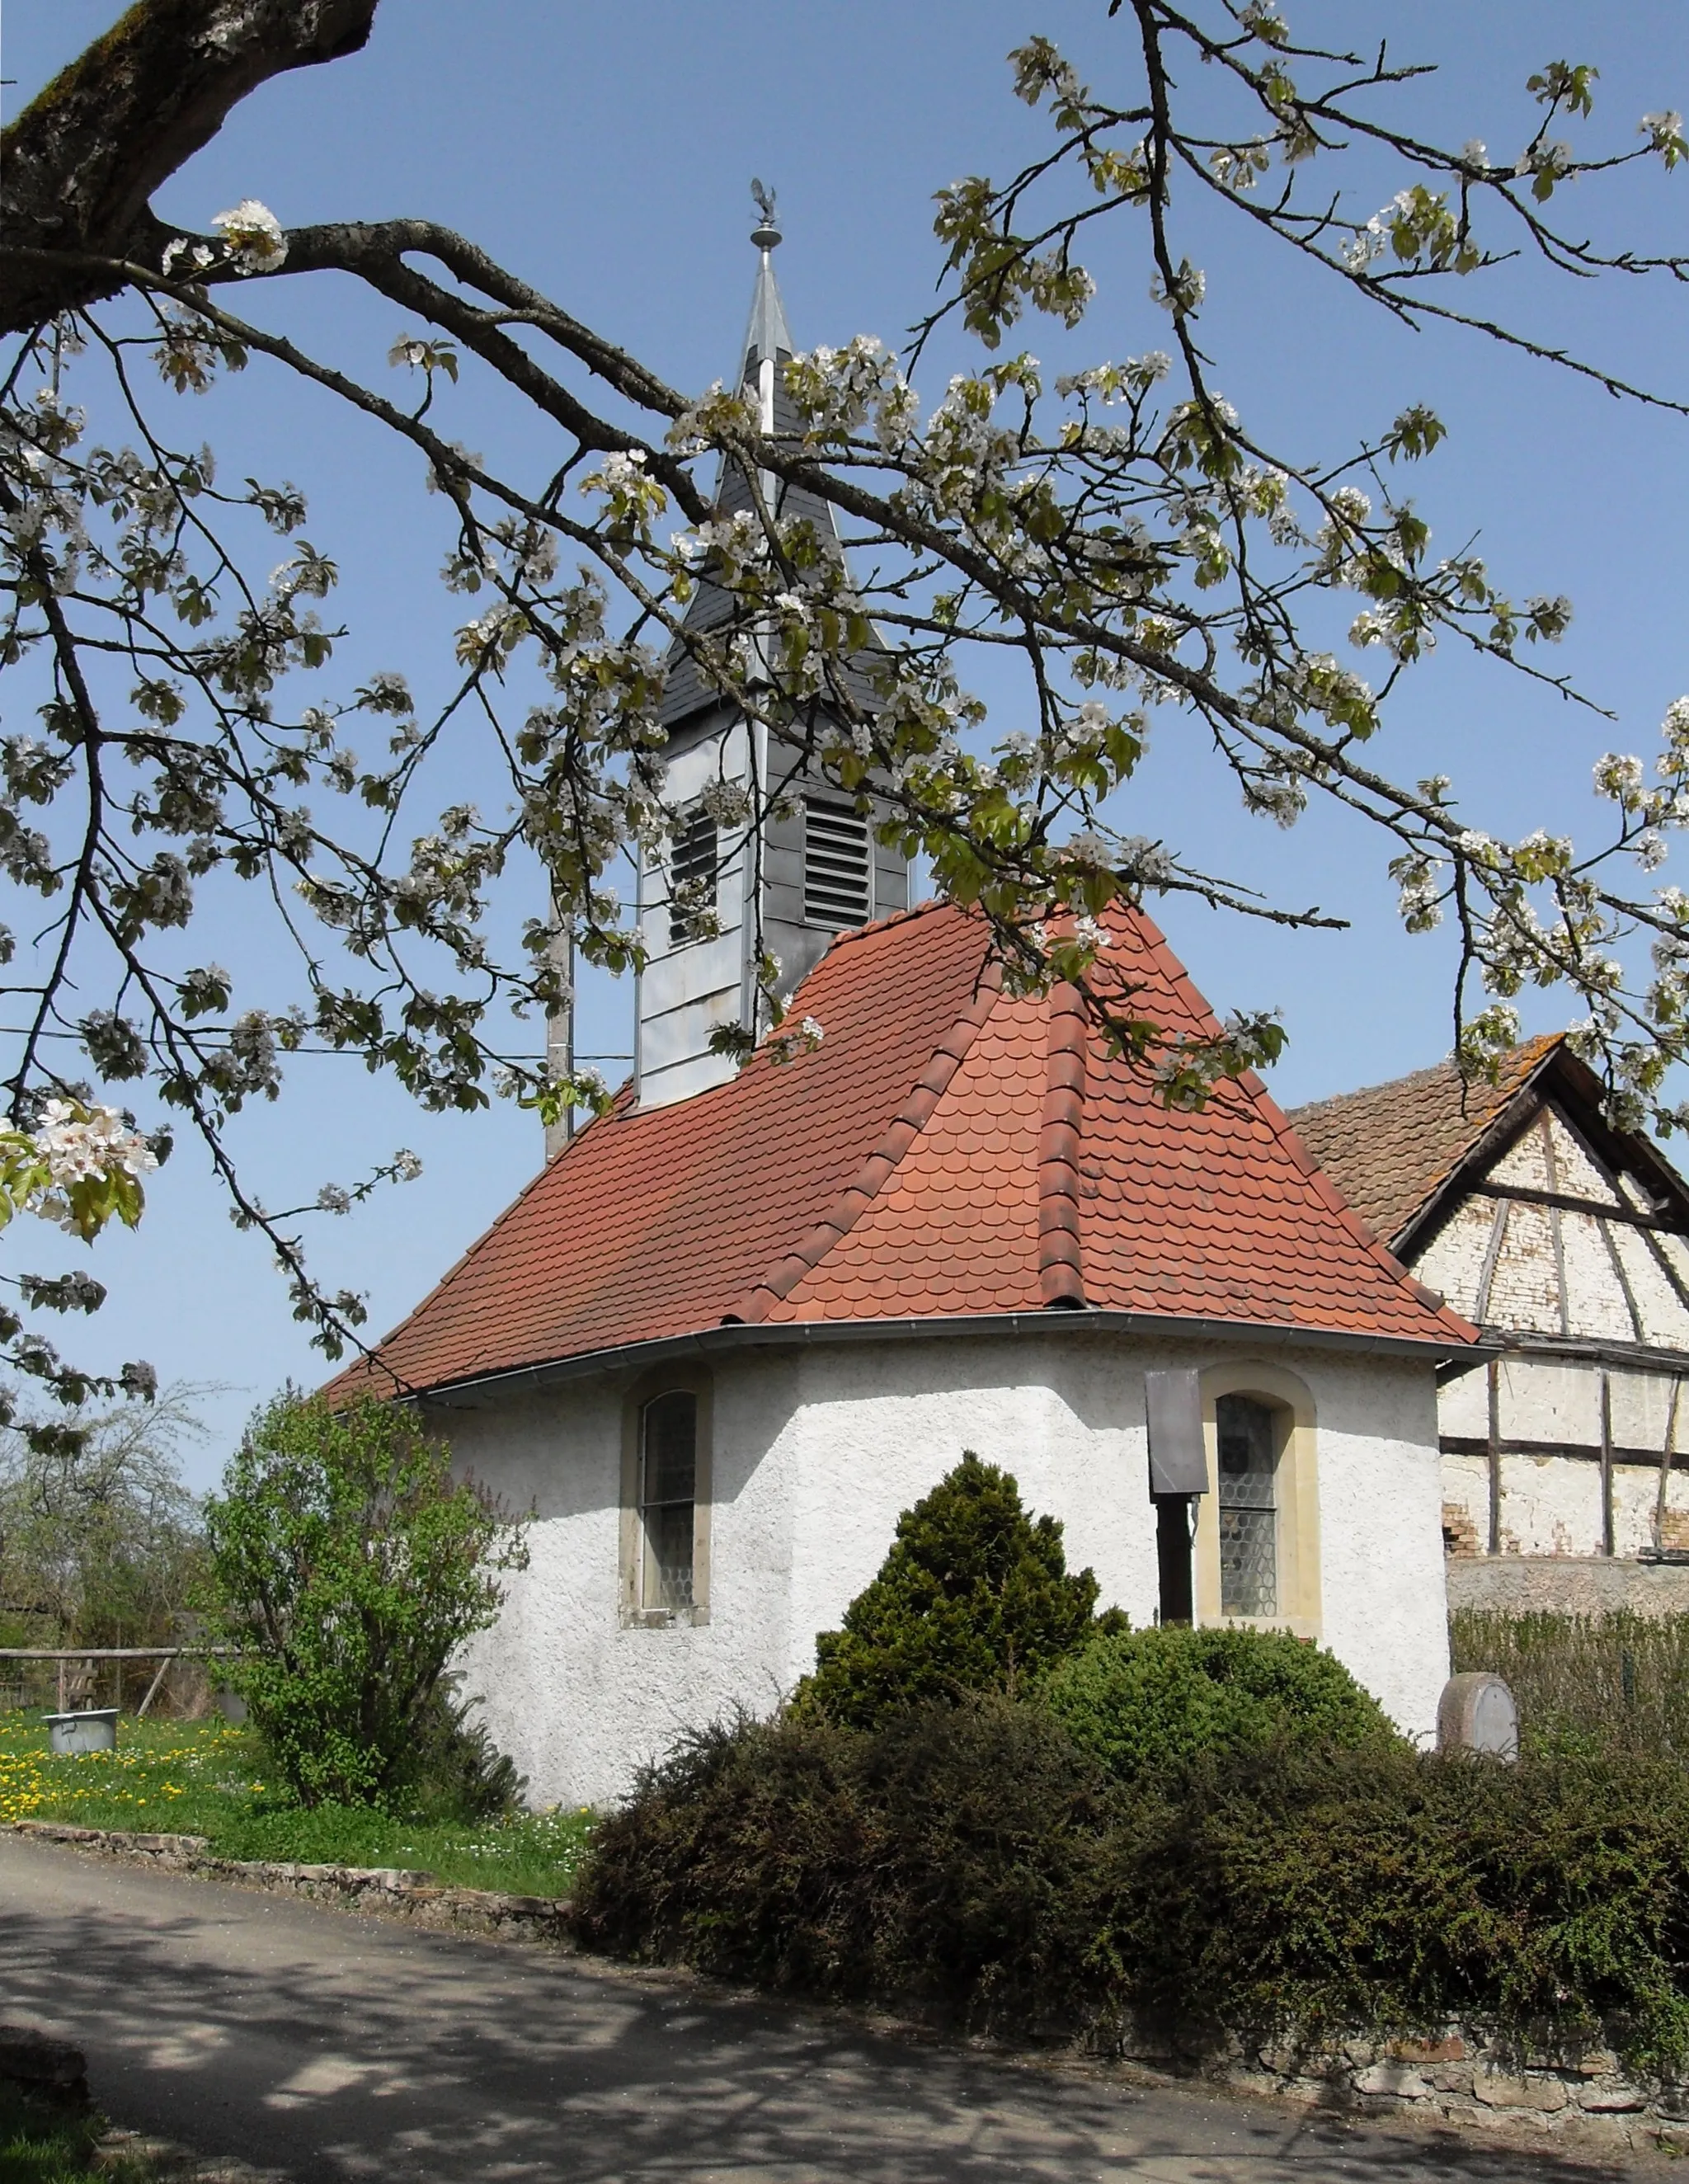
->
[629,193,912,1115]
[741,181,793,407]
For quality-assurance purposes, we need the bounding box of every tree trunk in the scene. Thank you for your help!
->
[0,0,379,332]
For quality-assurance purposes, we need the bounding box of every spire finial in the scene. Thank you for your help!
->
[750,177,782,252]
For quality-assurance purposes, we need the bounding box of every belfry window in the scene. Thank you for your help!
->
[638,1391,697,1612]
[668,810,719,946]
[1216,1394,1278,1617]
[802,797,872,928]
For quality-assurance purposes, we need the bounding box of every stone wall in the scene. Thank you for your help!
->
[1445,1553,1689,1616]
[1221,2028,1681,2155]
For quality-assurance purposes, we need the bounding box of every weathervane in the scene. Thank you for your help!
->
[750,177,782,252]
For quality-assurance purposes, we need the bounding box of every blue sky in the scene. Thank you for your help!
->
[4,2,1687,1485]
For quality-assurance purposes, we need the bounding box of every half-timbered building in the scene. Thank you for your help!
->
[1292,1040,1689,1613]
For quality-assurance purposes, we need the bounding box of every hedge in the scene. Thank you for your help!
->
[1452,1608,1689,1760]
[576,1699,1689,2078]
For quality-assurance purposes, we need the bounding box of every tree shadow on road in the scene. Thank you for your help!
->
[0,1855,1656,2184]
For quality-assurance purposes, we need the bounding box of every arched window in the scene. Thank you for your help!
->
[639,1391,696,1611]
[1193,1365,1320,1637]
[620,1372,713,1626]
[1216,1393,1279,1618]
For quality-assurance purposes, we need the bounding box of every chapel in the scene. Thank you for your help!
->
[333,217,1489,1809]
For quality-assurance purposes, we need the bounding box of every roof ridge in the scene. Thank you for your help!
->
[1038,981,1088,1308]
[817,895,957,953]
[1289,1032,1564,1121]
[727,955,1002,1322]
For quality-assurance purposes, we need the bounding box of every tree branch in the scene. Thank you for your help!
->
[0,0,379,332]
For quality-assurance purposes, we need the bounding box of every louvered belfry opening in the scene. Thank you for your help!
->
[802,797,872,929]
[668,807,719,946]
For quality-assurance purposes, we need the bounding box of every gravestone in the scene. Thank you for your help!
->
[1436,1672,1519,1760]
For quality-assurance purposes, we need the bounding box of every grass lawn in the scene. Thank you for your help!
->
[0,2083,161,2184]
[0,1713,594,1898]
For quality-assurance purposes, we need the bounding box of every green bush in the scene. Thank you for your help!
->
[203,1392,529,1806]
[399,1673,526,1821]
[1041,1623,1396,1784]
[578,1705,1689,2077]
[794,1453,1105,1730]
[579,1698,1117,2022]
[1451,1608,1689,1758]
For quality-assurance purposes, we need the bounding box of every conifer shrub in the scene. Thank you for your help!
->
[1040,1623,1397,1784]
[793,1452,1106,1730]
[400,1671,527,1821]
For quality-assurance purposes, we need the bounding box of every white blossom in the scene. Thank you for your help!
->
[1461,139,1489,169]
[1149,259,1206,316]
[1593,752,1645,807]
[586,449,648,494]
[392,1149,424,1182]
[1117,835,1174,884]
[1641,111,1684,150]
[1342,219,1387,273]
[317,1183,353,1214]
[34,1101,158,1191]
[211,199,288,275]
[699,777,752,824]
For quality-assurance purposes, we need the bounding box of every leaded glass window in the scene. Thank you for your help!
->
[639,1391,696,1611]
[1216,1394,1278,1617]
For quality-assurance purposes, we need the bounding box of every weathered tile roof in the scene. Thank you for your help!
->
[1287,1037,1562,1247]
[338,904,1473,1399]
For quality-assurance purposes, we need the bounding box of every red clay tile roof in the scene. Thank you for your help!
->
[340,904,1473,1397]
[1287,1038,1562,1247]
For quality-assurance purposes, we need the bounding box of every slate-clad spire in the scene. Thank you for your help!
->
[659,186,846,733]
[628,192,911,1115]
[741,181,793,410]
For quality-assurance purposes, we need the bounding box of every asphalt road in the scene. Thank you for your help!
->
[0,1834,1655,2183]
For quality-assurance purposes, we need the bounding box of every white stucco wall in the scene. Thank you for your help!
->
[445,1330,1451,1810]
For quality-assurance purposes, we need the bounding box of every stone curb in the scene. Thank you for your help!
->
[10,1819,577,1948]
[1114,2022,1686,2158]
